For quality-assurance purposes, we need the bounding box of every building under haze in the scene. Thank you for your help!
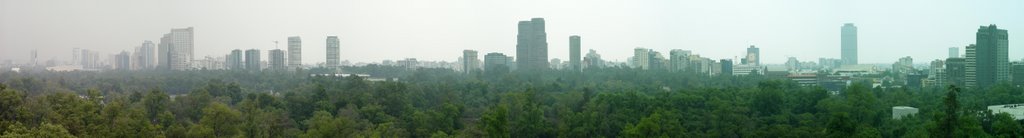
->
[268,49,286,70]
[484,52,512,72]
[245,49,261,71]
[157,27,195,70]
[326,36,340,68]
[462,50,479,74]
[670,49,691,71]
[633,48,651,70]
[569,35,581,72]
[720,59,733,76]
[288,36,302,69]
[138,41,156,69]
[227,49,244,70]
[115,51,130,71]
[516,18,549,71]
[744,45,760,65]
[584,49,603,69]
[966,44,978,88]
[968,25,1010,88]
[841,23,858,65]
[949,47,960,58]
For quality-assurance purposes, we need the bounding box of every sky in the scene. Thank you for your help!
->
[1,0,1023,65]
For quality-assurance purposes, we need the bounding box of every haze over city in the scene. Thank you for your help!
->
[2,0,1022,64]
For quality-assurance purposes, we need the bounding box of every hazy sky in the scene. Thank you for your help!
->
[2,0,1022,65]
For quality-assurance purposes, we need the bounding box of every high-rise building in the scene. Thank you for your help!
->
[569,35,581,72]
[115,51,131,71]
[287,36,302,68]
[946,58,966,87]
[326,36,340,68]
[515,18,548,71]
[841,23,858,65]
[949,47,960,58]
[969,25,1010,88]
[965,44,978,88]
[720,59,733,76]
[30,50,37,66]
[670,49,691,71]
[245,49,261,71]
[633,48,650,70]
[227,49,244,70]
[462,50,479,74]
[139,41,156,69]
[72,48,81,66]
[165,27,195,70]
[268,49,286,70]
[484,52,512,72]
[745,45,760,65]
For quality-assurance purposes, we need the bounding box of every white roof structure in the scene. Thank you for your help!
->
[892,106,919,119]
[989,104,1024,120]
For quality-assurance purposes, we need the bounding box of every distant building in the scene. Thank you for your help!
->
[227,49,244,70]
[841,23,858,65]
[633,48,650,70]
[326,36,340,68]
[138,41,156,69]
[670,49,691,71]
[970,25,1010,88]
[732,64,762,76]
[268,49,286,70]
[744,45,760,65]
[484,52,512,72]
[462,50,479,74]
[1013,62,1024,87]
[583,49,603,69]
[245,49,261,71]
[288,36,302,68]
[949,47,960,58]
[892,106,919,120]
[114,51,131,71]
[159,27,194,70]
[720,59,733,76]
[516,18,549,71]
[569,35,581,72]
[946,58,967,87]
[966,44,978,88]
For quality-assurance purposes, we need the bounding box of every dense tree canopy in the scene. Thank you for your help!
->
[0,66,1022,137]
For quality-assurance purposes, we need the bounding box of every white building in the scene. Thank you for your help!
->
[892,106,919,119]
[989,104,1024,120]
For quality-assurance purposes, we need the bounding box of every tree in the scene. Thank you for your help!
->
[938,85,960,138]
[300,111,357,138]
[991,113,1022,138]
[620,110,685,138]
[481,104,509,138]
[197,102,242,137]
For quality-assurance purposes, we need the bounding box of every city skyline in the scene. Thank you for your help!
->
[2,0,1023,65]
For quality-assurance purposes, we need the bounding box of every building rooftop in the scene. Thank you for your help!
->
[989,104,1024,120]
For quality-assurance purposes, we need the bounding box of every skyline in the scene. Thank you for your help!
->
[2,0,1023,65]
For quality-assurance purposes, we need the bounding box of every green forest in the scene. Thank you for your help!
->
[1,65,1023,138]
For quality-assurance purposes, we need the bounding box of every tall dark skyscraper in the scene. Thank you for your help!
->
[516,18,548,71]
[946,57,966,87]
[970,25,1009,88]
[841,23,858,65]
[569,35,581,71]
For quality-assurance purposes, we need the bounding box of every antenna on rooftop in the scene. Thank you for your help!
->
[274,41,279,49]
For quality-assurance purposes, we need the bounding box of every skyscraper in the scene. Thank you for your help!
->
[970,25,1010,88]
[720,59,733,76]
[462,50,479,74]
[745,45,760,65]
[268,49,286,70]
[965,44,977,88]
[326,36,340,68]
[584,49,603,69]
[139,41,156,69]
[115,51,130,71]
[516,18,548,71]
[569,35,581,72]
[245,49,261,71]
[633,48,650,70]
[168,27,194,70]
[670,49,691,71]
[288,36,302,68]
[227,49,244,70]
[949,47,959,58]
[841,23,858,65]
